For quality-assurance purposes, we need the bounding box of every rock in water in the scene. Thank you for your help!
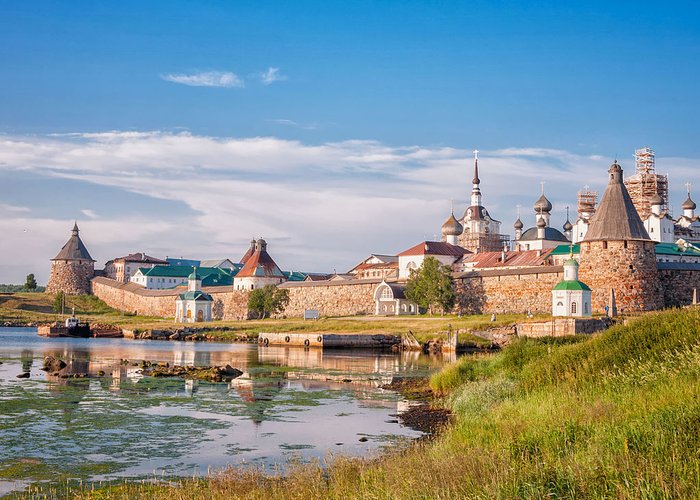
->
[222,365,243,377]
[42,356,67,372]
[16,372,30,379]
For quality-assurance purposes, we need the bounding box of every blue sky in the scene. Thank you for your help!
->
[0,1,699,283]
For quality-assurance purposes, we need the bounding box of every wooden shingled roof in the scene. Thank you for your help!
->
[584,161,651,242]
[236,239,285,278]
[52,223,95,262]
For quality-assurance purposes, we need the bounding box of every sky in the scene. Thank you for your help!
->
[0,1,699,284]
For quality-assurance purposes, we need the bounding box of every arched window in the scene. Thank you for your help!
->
[584,302,589,314]
[571,302,577,314]
[381,287,393,299]
[407,261,417,270]
[557,301,563,307]
[186,309,192,319]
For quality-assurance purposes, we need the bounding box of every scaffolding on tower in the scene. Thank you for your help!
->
[623,147,669,220]
[577,187,597,221]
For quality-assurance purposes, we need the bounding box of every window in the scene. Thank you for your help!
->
[571,302,577,314]
[381,287,392,299]
[602,241,608,250]
[584,302,589,314]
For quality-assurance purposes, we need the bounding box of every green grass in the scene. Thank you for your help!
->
[23,307,699,499]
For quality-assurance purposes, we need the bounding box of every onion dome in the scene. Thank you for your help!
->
[537,217,547,228]
[534,193,553,214]
[563,219,573,232]
[188,267,200,280]
[513,218,524,230]
[564,257,579,267]
[441,213,463,236]
[682,195,697,211]
[649,193,663,206]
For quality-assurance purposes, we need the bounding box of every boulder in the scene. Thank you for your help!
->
[16,372,30,379]
[221,364,243,377]
[42,356,67,372]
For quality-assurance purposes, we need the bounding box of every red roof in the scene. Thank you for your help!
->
[459,248,554,269]
[239,240,256,265]
[398,241,471,257]
[236,241,285,279]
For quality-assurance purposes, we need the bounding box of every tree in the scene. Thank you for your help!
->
[247,285,290,319]
[52,291,65,314]
[404,256,455,315]
[24,274,37,292]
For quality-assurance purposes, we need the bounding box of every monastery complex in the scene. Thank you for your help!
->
[46,147,700,322]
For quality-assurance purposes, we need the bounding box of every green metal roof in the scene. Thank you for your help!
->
[550,244,580,256]
[284,271,309,282]
[553,280,591,291]
[654,242,700,256]
[138,266,232,278]
[563,258,579,267]
[177,290,213,301]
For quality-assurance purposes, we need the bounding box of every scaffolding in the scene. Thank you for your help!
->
[624,147,669,220]
[577,187,598,221]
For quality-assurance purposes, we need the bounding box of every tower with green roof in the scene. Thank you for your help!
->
[552,254,592,317]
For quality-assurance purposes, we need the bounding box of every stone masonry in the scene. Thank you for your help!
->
[280,280,380,317]
[457,267,564,314]
[579,240,663,313]
[47,260,94,295]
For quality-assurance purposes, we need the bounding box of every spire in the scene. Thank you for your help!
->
[72,221,79,235]
[469,149,482,208]
[682,181,697,211]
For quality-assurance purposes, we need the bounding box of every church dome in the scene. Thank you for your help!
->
[682,195,697,211]
[564,257,579,267]
[188,268,200,280]
[534,193,552,213]
[513,218,524,230]
[441,213,463,236]
[563,220,573,231]
[649,193,663,206]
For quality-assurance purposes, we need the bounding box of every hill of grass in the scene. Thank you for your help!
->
[36,307,699,499]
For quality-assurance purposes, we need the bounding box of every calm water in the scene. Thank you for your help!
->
[0,327,454,493]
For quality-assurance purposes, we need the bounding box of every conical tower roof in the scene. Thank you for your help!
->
[52,223,95,261]
[583,161,651,242]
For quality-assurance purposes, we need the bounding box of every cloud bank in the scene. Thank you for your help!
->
[0,131,697,284]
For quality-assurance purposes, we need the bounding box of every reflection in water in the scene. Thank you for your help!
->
[0,327,459,489]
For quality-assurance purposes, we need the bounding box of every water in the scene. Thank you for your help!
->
[0,327,454,491]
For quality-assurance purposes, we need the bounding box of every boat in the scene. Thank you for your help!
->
[62,315,91,338]
[92,328,123,338]
[37,315,91,338]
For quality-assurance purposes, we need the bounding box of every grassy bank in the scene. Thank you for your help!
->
[0,292,533,344]
[28,307,699,499]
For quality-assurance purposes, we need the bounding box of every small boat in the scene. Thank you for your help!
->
[92,329,123,338]
[62,316,91,338]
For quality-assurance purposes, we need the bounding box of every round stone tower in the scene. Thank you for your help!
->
[46,223,96,295]
[578,161,663,313]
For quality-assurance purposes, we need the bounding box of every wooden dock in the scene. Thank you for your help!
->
[258,332,402,349]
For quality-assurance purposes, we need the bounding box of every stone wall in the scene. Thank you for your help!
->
[92,277,249,320]
[516,317,611,338]
[46,260,94,295]
[658,265,700,307]
[579,240,663,313]
[279,280,381,317]
[456,267,564,314]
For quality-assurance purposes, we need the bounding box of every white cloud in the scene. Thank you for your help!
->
[81,209,99,219]
[0,203,30,213]
[160,71,244,88]
[0,131,698,284]
[258,67,287,85]
[270,119,318,130]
